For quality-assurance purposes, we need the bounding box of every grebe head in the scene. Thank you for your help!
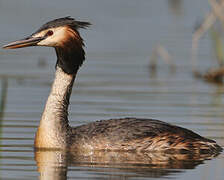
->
[3,16,90,48]
[3,17,91,74]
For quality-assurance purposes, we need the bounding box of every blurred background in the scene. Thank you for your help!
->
[0,0,224,179]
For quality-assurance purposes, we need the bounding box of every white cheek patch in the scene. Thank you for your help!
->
[36,27,67,47]
[32,31,47,38]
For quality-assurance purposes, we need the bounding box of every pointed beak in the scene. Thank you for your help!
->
[2,36,45,49]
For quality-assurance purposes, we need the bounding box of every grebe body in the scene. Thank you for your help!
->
[3,17,222,154]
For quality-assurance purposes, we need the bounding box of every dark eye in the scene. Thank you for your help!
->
[46,30,53,36]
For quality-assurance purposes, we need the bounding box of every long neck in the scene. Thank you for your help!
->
[41,66,75,126]
[35,66,76,149]
[35,31,85,149]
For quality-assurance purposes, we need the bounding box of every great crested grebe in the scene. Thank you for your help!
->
[3,17,222,154]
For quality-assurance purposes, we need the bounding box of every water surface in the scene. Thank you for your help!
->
[0,0,224,179]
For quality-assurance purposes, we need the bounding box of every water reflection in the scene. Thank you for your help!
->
[168,0,183,16]
[211,85,224,105]
[35,150,67,180]
[0,78,7,140]
[35,149,220,180]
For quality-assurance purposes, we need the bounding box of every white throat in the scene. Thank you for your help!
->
[36,66,75,148]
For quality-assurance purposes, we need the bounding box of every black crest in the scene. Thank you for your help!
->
[34,16,91,34]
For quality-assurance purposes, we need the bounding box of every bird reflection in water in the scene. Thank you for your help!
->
[35,149,220,180]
